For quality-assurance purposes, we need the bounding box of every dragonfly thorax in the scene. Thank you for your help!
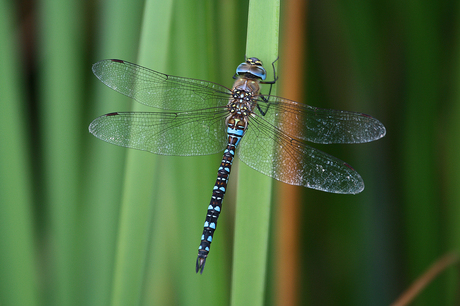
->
[228,77,261,117]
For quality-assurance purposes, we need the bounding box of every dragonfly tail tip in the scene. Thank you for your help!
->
[196,257,207,274]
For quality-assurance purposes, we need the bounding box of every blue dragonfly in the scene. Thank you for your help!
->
[89,58,386,273]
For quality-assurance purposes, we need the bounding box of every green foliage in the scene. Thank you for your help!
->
[2,0,460,305]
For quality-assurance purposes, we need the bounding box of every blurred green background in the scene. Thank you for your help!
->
[1,0,459,305]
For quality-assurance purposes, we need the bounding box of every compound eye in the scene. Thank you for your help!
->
[236,62,250,76]
[235,62,266,80]
[250,66,267,80]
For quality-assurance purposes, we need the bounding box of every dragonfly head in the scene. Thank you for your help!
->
[236,57,267,80]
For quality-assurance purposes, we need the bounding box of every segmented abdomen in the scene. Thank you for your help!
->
[196,116,246,273]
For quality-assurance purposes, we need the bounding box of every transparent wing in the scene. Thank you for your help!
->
[89,107,228,156]
[90,59,384,192]
[92,59,232,111]
[238,113,364,194]
[255,95,386,144]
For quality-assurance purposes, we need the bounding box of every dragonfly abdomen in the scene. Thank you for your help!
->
[196,117,246,273]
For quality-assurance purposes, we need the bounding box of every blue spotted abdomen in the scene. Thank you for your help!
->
[196,117,246,273]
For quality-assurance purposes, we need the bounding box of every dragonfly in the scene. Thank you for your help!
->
[89,57,386,273]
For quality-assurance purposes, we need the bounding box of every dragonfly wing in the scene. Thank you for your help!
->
[237,114,364,194]
[255,95,386,144]
[89,108,228,156]
[92,59,231,111]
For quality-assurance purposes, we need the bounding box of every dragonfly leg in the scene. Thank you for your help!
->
[256,57,279,116]
[260,56,279,96]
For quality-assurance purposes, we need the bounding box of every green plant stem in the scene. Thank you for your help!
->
[231,0,280,305]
